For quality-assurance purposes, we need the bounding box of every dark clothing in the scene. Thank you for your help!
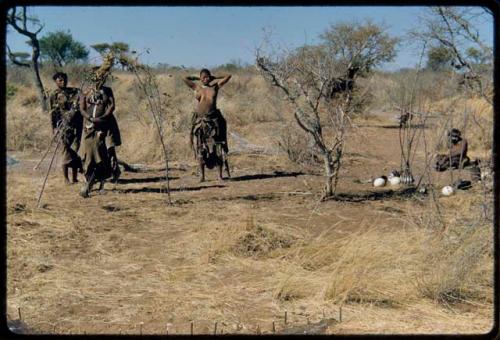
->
[434,139,470,171]
[48,87,83,168]
[80,86,116,180]
[190,109,228,169]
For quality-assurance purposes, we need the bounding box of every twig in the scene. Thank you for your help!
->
[36,136,61,208]
[33,129,61,170]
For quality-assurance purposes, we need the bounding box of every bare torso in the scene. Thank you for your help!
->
[195,84,219,115]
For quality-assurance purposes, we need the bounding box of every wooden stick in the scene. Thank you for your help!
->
[272,321,276,334]
[140,322,143,335]
[339,306,342,322]
[190,321,193,335]
[285,310,288,325]
[33,131,60,170]
[36,137,62,208]
[214,321,217,335]
[17,307,21,320]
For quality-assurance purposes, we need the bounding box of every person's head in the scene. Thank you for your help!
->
[200,68,212,85]
[52,72,68,89]
[448,128,462,144]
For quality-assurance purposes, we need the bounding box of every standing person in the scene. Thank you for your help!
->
[78,75,118,197]
[48,72,83,184]
[182,68,231,182]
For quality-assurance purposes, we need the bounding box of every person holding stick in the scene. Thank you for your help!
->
[48,72,83,184]
[78,69,119,198]
[182,68,231,182]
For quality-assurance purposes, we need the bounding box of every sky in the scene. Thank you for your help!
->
[5,6,494,71]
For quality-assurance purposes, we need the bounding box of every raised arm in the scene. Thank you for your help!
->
[182,75,199,90]
[214,74,232,88]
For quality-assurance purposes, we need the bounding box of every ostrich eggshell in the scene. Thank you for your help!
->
[389,176,401,185]
[373,177,386,187]
[441,185,455,196]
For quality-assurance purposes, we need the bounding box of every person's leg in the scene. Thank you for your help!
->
[217,162,223,181]
[63,164,70,184]
[224,156,231,178]
[80,169,94,198]
[199,157,206,182]
[108,146,121,181]
[71,167,78,183]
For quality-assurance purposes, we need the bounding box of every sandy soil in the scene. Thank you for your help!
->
[6,111,493,335]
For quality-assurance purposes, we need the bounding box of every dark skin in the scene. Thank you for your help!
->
[183,71,231,182]
[53,76,79,184]
[79,82,116,193]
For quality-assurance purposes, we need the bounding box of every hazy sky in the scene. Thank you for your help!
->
[6,6,494,71]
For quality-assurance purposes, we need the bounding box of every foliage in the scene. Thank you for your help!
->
[90,42,130,56]
[6,83,17,100]
[426,46,454,71]
[39,30,89,67]
[257,21,398,196]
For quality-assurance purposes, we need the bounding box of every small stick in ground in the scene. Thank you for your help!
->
[17,307,21,321]
[214,321,217,335]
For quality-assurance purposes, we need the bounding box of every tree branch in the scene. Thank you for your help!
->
[6,44,30,67]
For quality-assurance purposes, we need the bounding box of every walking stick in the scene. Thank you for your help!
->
[36,135,62,208]
[33,128,62,170]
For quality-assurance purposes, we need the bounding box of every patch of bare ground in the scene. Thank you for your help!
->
[6,80,493,335]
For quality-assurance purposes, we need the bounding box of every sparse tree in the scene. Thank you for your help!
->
[256,21,398,197]
[6,6,47,110]
[91,42,130,70]
[39,30,89,67]
[415,6,493,103]
[426,46,455,71]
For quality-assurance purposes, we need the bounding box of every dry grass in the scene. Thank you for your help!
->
[6,67,494,335]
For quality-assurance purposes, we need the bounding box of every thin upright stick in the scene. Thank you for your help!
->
[33,129,61,170]
[37,137,62,208]
[131,68,172,204]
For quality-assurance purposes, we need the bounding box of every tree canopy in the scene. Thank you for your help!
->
[39,30,89,67]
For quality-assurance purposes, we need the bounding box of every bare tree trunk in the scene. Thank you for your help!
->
[322,150,334,197]
[31,39,47,111]
[6,7,47,111]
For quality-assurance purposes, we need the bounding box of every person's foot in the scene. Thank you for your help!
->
[71,179,79,184]
[64,178,71,185]
[79,186,90,198]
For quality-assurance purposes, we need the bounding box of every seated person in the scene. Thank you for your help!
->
[434,128,470,172]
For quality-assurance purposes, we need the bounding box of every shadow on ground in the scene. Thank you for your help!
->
[115,184,226,194]
[116,175,179,184]
[327,187,424,202]
[229,171,304,182]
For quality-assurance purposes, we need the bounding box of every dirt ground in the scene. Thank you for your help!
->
[6,110,494,335]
